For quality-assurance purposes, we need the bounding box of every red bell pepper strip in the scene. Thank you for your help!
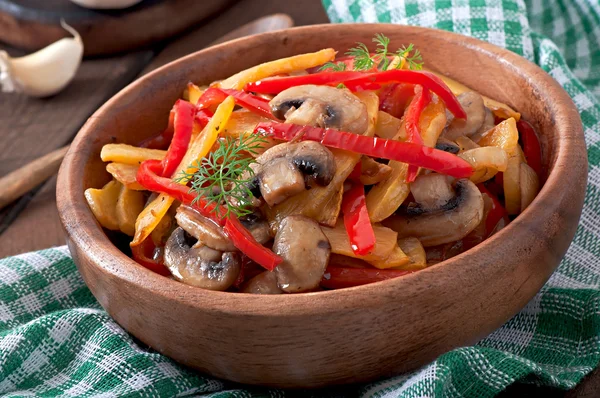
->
[517,120,543,179]
[320,266,414,289]
[139,108,176,149]
[244,71,368,93]
[137,159,224,223]
[405,86,432,182]
[161,100,196,177]
[246,70,466,119]
[131,237,171,276]
[136,159,282,270]
[343,70,466,118]
[196,108,214,126]
[477,184,509,238]
[254,122,474,178]
[224,217,282,271]
[197,87,278,120]
[378,83,415,119]
[342,163,376,256]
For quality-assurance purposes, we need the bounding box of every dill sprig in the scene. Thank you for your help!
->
[319,61,347,72]
[346,33,423,71]
[397,43,423,70]
[175,133,268,218]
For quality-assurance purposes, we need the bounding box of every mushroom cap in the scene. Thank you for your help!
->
[175,205,237,252]
[164,227,241,291]
[383,178,484,247]
[273,215,330,293]
[444,92,486,140]
[247,141,336,207]
[270,85,368,135]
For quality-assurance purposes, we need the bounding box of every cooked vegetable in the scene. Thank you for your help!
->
[342,164,376,256]
[106,163,144,190]
[270,85,368,134]
[383,179,484,246]
[459,146,508,184]
[273,216,330,292]
[220,48,336,90]
[520,162,540,212]
[85,180,122,231]
[444,92,486,140]
[101,144,166,165]
[164,227,241,291]
[322,220,398,261]
[255,123,473,178]
[115,187,145,236]
[87,38,542,292]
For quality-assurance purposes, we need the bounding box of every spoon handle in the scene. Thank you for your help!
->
[0,145,69,210]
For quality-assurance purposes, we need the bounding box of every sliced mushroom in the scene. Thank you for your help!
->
[410,174,455,210]
[241,271,283,294]
[383,179,484,247]
[175,205,271,252]
[164,227,241,291]
[434,137,460,154]
[239,212,272,244]
[273,215,330,293]
[247,141,336,206]
[175,205,236,251]
[270,85,368,134]
[360,156,393,185]
[444,92,486,140]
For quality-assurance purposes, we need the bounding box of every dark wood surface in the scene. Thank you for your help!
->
[0,0,236,55]
[0,0,597,395]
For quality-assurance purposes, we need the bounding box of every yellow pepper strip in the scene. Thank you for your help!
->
[116,187,146,236]
[368,245,410,269]
[106,163,144,191]
[322,220,398,262]
[219,48,336,90]
[477,117,519,155]
[186,82,205,105]
[393,237,427,270]
[131,96,236,246]
[424,68,521,121]
[504,153,522,215]
[100,144,166,165]
[85,180,122,231]
[520,162,540,212]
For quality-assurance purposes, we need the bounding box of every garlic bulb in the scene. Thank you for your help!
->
[0,20,83,98]
[69,0,143,9]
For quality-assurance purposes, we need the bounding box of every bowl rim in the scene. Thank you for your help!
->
[57,23,587,318]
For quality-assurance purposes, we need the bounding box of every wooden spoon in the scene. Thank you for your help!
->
[0,13,293,211]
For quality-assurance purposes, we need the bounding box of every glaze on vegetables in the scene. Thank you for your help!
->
[86,34,541,293]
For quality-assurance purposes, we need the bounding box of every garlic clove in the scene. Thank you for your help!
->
[0,20,83,98]
[69,0,143,9]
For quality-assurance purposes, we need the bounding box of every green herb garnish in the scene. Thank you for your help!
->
[346,33,423,71]
[175,133,268,218]
[319,61,347,72]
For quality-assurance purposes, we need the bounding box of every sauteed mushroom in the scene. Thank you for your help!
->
[248,141,336,206]
[444,92,486,140]
[164,227,241,291]
[383,178,484,246]
[435,137,460,154]
[270,85,368,134]
[241,271,283,294]
[273,216,330,293]
[175,205,271,251]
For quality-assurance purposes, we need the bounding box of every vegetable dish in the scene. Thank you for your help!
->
[85,34,542,293]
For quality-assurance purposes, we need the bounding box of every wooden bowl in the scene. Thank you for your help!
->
[57,24,587,388]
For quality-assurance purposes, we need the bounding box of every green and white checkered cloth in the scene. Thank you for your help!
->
[2,0,600,396]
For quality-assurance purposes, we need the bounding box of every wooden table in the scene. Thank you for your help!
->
[0,0,596,396]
